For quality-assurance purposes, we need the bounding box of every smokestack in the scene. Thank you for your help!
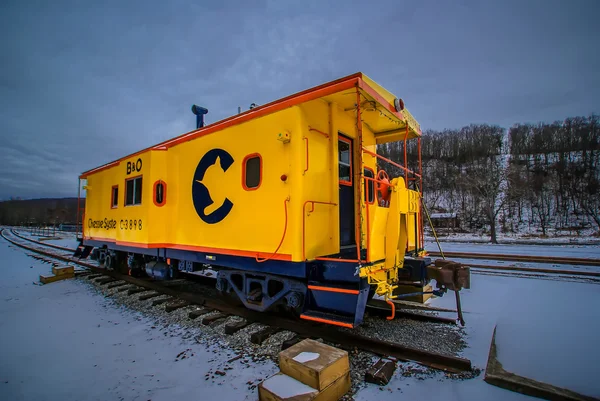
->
[191,105,208,128]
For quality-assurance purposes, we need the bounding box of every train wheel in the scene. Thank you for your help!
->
[284,291,304,318]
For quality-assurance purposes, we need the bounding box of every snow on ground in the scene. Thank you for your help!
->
[41,237,80,249]
[1,237,599,401]
[0,242,276,401]
[15,229,80,250]
[354,264,600,400]
[495,280,600,398]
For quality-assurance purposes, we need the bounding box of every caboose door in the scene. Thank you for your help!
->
[338,135,355,247]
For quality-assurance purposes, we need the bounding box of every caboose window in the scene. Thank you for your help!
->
[125,176,142,206]
[156,183,163,204]
[111,185,118,208]
[243,154,262,190]
[338,138,352,184]
[153,180,166,207]
[364,168,374,203]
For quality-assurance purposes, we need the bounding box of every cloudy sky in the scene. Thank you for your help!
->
[1,0,598,199]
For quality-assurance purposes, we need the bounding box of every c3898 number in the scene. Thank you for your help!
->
[120,219,143,230]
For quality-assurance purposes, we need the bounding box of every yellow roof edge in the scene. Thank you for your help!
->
[360,74,422,137]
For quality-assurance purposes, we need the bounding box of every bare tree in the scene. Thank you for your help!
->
[460,158,509,243]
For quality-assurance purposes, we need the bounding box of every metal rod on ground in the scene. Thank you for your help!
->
[416,184,444,258]
[455,291,465,326]
[417,183,464,326]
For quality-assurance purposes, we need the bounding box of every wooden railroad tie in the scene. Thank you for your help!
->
[138,292,162,301]
[164,300,189,312]
[127,287,146,296]
[151,297,174,306]
[106,282,129,289]
[251,326,281,345]
[281,335,305,351]
[224,319,249,335]
[201,312,228,326]
[188,307,212,320]
[96,277,117,285]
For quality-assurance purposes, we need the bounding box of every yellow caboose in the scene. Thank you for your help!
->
[77,72,469,328]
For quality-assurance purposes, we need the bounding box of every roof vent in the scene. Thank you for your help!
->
[191,105,208,128]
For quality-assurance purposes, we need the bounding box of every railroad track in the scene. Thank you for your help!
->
[1,227,472,373]
[9,228,462,318]
[428,251,600,267]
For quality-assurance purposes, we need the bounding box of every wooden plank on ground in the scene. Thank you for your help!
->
[484,326,596,401]
[40,273,74,284]
[52,265,74,275]
[258,371,351,401]
[365,358,396,385]
[279,339,350,391]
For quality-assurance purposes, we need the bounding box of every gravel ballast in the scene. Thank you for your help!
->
[78,273,478,397]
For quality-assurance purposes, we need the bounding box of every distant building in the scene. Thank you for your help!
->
[429,212,459,229]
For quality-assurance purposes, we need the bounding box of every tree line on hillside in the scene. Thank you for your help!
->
[379,114,600,243]
[0,198,83,227]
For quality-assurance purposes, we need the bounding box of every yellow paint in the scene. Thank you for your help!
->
[52,265,74,276]
[82,72,424,304]
[40,273,74,284]
[279,338,349,391]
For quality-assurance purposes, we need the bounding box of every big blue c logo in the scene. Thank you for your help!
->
[192,149,234,224]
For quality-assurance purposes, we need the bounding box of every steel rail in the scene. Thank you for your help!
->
[15,228,599,277]
[1,228,472,373]
[428,251,600,267]
[469,263,600,278]
[11,229,75,252]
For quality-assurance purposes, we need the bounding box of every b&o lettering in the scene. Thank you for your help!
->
[126,158,143,175]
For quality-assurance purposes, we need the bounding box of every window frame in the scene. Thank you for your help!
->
[124,175,143,206]
[363,167,375,204]
[111,185,119,209]
[242,153,262,191]
[338,136,352,186]
[153,180,167,207]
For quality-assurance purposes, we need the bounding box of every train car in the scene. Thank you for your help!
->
[75,72,469,328]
